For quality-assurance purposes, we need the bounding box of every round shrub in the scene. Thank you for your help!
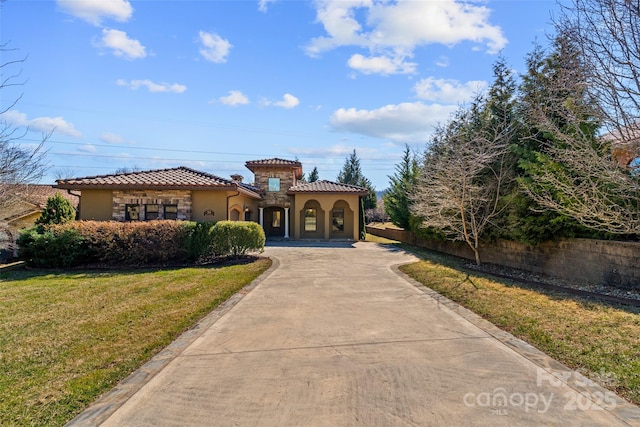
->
[211,221,266,257]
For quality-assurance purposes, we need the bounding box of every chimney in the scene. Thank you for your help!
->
[231,174,243,183]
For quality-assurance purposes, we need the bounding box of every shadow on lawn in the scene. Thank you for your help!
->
[390,241,640,316]
[0,255,263,282]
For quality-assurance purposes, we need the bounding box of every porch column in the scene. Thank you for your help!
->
[259,207,264,229]
[284,207,290,239]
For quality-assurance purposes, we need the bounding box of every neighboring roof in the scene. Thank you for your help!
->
[287,180,369,195]
[55,166,261,198]
[0,184,79,223]
[245,158,303,178]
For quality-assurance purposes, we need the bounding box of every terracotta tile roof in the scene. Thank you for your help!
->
[0,184,79,222]
[245,158,302,168]
[56,166,248,190]
[244,158,304,178]
[288,180,369,195]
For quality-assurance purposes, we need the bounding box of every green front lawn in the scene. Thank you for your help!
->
[0,258,272,426]
[398,247,640,406]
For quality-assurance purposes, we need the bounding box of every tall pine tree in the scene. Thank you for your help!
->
[383,144,419,229]
[337,150,377,210]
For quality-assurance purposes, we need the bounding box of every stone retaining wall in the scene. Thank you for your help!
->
[366,225,640,289]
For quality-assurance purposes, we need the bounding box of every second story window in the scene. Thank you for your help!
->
[268,177,280,192]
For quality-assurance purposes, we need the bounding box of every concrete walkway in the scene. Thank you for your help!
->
[70,242,640,426]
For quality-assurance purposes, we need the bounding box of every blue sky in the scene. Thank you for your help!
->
[1,0,559,190]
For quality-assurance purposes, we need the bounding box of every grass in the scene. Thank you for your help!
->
[0,258,272,426]
[396,244,640,406]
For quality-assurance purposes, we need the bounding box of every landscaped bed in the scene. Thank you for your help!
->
[397,245,640,407]
[0,258,271,426]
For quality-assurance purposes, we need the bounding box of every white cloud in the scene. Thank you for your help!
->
[414,77,487,104]
[306,0,507,74]
[258,0,275,12]
[116,79,187,93]
[347,53,416,75]
[329,102,458,143]
[219,90,250,106]
[274,93,300,109]
[262,93,300,109]
[1,110,82,137]
[198,31,232,63]
[57,0,133,26]
[95,29,146,59]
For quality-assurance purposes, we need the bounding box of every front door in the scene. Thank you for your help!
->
[264,207,285,238]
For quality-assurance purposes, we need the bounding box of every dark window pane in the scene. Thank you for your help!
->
[164,204,178,220]
[332,209,344,231]
[145,204,159,220]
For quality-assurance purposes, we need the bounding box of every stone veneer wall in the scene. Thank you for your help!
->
[366,225,640,289]
[112,190,192,221]
[253,168,295,207]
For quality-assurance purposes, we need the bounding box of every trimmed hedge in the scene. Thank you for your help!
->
[17,227,89,268]
[211,221,266,257]
[17,220,265,268]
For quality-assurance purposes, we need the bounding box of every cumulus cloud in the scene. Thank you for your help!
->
[347,54,416,75]
[414,77,487,104]
[198,31,232,63]
[262,93,300,109]
[2,110,82,137]
[274,93,300,109]
[57,0,133,26]
[116,79,187,93]
[95,29,146,59]
[218,90,250,106]
[329,102,458,143]
[306,0,507,75]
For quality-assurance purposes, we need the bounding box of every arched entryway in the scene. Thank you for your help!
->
[329,199,354,239]
[263,206,285,238]
[299,199,324,239]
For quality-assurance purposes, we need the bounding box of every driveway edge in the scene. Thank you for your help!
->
[392,262,640,426]
[65,257,280,427]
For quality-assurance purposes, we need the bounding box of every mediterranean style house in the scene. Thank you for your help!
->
[54,158,369,241]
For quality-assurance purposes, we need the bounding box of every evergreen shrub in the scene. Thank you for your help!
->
[211,221,265,257]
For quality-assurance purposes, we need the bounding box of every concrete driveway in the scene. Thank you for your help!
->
[70,241,640,426]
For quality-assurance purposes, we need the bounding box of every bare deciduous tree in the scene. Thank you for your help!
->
[559,0,640,146]
[519,27,640,236]
[0,43,49,205]
[412,101,514,265]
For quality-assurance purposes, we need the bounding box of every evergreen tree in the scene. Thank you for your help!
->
[308,166,319,182]
[508,34,599,242]
[35,193,75,226]
[337,150,377,210]
[516,31,640,236]
[383,144,419,229]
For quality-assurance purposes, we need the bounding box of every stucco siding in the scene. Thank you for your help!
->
[191,190,231,222]
[292,194,360,240]
[80,190,113,221]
